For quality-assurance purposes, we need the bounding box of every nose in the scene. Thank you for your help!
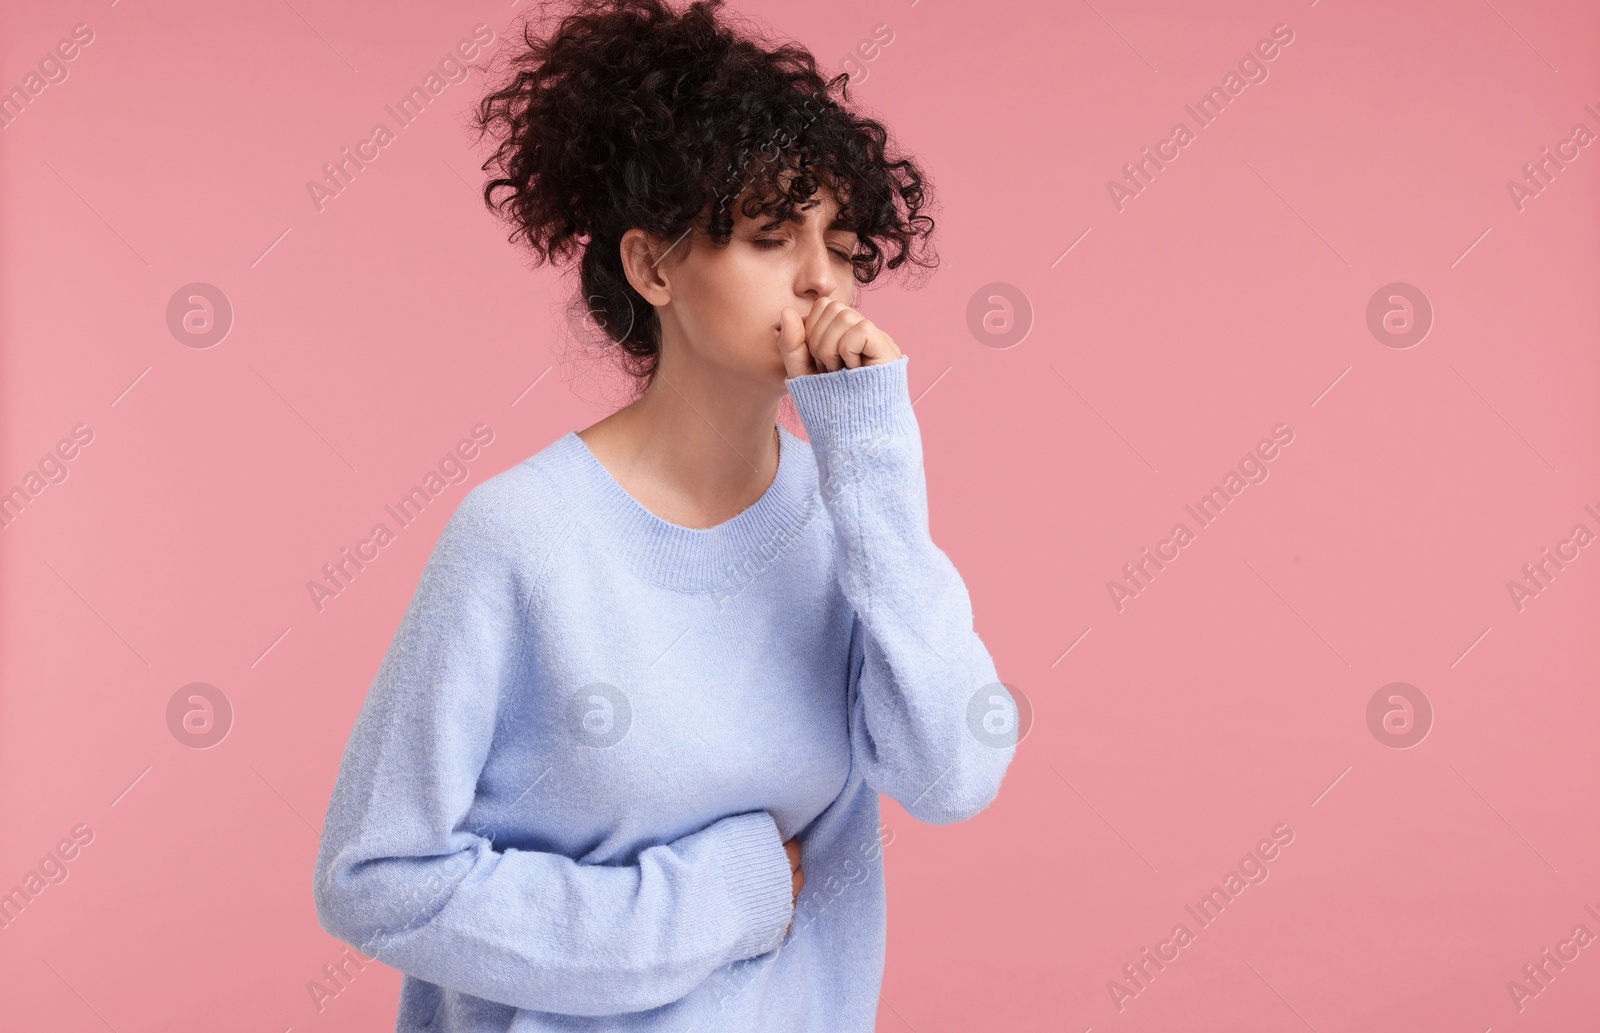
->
[795,238,840,302]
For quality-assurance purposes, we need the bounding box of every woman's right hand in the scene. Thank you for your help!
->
[782,835,803,938]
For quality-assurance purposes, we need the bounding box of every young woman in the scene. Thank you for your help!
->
[311,1,1017,1030]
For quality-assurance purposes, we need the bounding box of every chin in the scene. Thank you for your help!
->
[720,346,787,388]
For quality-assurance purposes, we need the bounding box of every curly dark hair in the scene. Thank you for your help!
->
[470,0,937,390]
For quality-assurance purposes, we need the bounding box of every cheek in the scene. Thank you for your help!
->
[707,258,783,333]
[675,245,798,358]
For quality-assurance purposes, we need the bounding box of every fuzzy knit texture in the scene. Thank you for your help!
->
[312,355,1018,1032]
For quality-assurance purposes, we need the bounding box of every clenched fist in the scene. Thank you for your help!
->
[777,297,902,377]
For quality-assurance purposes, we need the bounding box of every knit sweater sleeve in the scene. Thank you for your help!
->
[311,485,797,1016]
[786,355,1017,825]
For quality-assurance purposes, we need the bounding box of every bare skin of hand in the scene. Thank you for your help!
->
[777,297,903,377]
[782,835,803,938]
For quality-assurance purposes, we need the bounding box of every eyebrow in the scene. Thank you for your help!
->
[755,213,857,233]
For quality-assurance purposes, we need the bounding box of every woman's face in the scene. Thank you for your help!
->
[647,183,860,386]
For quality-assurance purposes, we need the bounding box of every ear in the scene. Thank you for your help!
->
[619,228,677,307]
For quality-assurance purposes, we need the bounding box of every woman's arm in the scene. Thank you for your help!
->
[787,356,1018,825]
[311,487,796,1016]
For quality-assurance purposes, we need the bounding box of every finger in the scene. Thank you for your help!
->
[835,318,873,369]
[803,296,837,343]
[805,298,849,372]
[839,325,867,369]
[815,307,866,372]
[776,307,815,379]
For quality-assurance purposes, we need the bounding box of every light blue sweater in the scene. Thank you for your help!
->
[312,355,1017,1031]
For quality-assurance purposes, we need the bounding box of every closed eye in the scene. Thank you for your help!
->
[753,238,854,262]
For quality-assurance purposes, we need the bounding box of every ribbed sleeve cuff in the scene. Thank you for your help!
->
[785,355,918,446]
[712,810,796,961]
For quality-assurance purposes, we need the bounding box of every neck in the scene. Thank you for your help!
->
[582,341,788,529]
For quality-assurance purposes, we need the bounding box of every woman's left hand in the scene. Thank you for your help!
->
[778,297,902,377]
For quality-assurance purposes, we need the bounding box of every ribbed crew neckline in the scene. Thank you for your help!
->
[542,425,820,593]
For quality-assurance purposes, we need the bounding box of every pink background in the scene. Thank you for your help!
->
[3,0,1598,1030]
